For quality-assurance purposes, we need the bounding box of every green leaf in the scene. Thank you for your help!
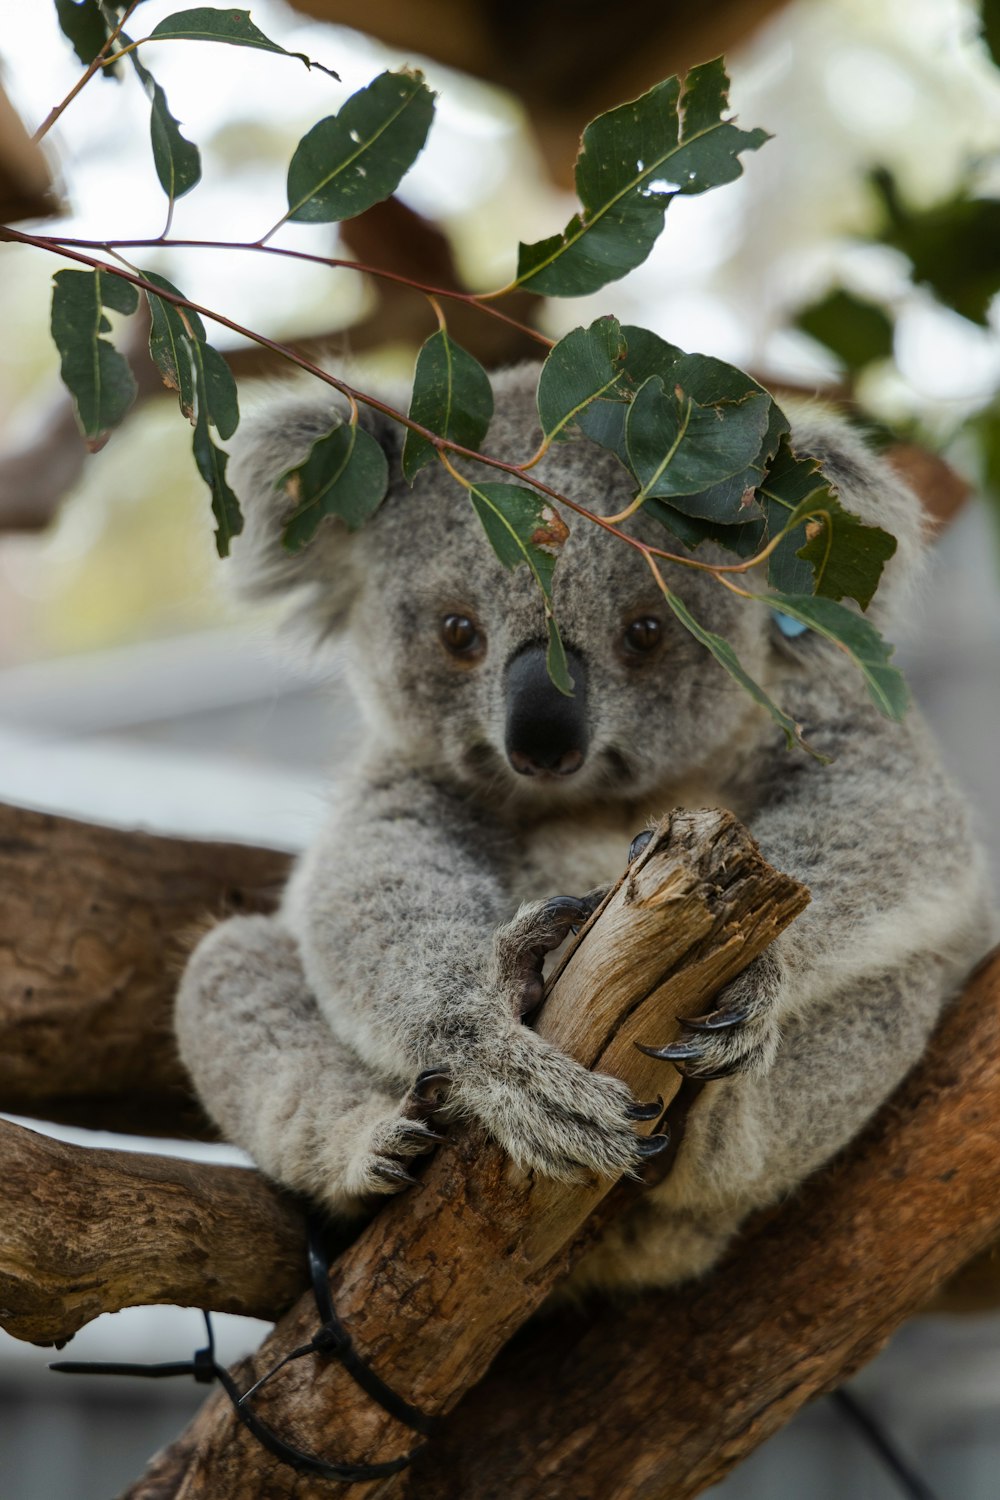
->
[872,167,1000,327]
[796,288,895,372]
[759,437,896,608]
[286,70,435,224]
[643,499,765,554]
[50,268,138,450]
[143,270,242,552]
[402,330,494,481]
[280,422,389,551]
[761,592,909,720]
[148,80,201,206]
[625,375,771,508]
[661,588,817,755]
[465,480,573,695]
[149,7,338,75]
[982,0,1000,67]
[193,407,243,558]
[536,316,628,442]
[55,0,112,67]
[515,60,768,297]
[466,481,569,600]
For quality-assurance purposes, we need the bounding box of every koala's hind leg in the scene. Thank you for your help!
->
[175,915,445,1218]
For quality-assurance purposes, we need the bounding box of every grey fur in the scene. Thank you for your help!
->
[175,367,995,1288]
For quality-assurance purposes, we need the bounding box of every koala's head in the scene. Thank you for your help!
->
[230,367,925,809]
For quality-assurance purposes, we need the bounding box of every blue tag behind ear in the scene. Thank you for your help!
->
[772,610,810,639]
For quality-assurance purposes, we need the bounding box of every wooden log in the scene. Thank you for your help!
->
[122,808,808,1499]
[407,946,1000,1500]
[0,1116,310,1345]
[0,801,288,1136]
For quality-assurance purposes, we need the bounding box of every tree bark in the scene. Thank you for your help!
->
[408,946,1000,1500]
[0,800,287,1136]
[121,807,808,1499]
[0,1116,311,1345]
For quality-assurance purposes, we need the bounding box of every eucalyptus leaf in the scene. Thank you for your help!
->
[545,613,575,697]
[50,268,138,450]
[149,8,338,75]
[515,59,767,297]
[466,481,569,601]
[148,80,201,206]
[55,0,112,67]
[872,167,1000,327]
[280,423,389,551]
[625,376,771,507]
[796,288,895,372]
[536,317,628,442]
[661,588,816,755]
[402,330,494,481]
[286,70,435,224]
[193,407,243,557]
[143,269,205,419]
[761,592,909,720]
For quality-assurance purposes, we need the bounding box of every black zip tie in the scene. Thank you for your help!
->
[50,1211,436,1481]
[832,1387,941,1500]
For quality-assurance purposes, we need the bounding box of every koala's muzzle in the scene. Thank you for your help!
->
[505,643,588,777]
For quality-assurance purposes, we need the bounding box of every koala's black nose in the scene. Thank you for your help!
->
[505,643,588,777]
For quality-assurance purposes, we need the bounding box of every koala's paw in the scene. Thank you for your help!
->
[336,1080,449,1201]
[637,951,784,1081]
[457,1029,668,1181]
[494,891,608,1018]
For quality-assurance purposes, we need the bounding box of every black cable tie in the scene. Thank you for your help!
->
[304,1212,437,1438]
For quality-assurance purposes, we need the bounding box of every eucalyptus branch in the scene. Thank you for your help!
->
[32,1,142,143]
[27,233,553,348]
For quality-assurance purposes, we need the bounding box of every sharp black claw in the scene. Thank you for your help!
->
[634,1039,705,1063]
[625,1096,664,1121]
[373,1161,417,1187]
[627,829,654,864]
[634,1131,671,1158]
[678,1006,751,1032]
[414,1069,451,1103]
[542,895,594,924]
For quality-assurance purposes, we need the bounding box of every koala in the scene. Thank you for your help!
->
[175,366,995,1292]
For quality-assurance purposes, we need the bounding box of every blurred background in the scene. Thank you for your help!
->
[1,0,999,1495]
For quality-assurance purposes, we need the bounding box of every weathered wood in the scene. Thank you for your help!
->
[0,1116,311,1344]
[406,946,1000,1500]
[122,808,808,1500]
[0,801,288,1136]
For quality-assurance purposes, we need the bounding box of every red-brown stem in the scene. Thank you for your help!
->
[32,2,143,143]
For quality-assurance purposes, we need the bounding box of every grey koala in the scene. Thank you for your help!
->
[176,366,995,1291]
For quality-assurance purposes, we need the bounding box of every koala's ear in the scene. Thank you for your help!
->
[785,402,929,631]
[226,388,402,638]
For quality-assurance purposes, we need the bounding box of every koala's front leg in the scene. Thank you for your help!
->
[286,772,658,1180]
[176,915,446,1217]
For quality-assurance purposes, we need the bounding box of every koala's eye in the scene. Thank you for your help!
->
[440,613,482,657]
[623,617,662,655]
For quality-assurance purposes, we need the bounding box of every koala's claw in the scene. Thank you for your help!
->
[627,829,654,864]
[677,1005,751,1032]
[412,1069,452,1110]
[371,1159,419,1189]
[503,894,603,1017]
[624,1096,664,1121]
[634,1131,671,1157]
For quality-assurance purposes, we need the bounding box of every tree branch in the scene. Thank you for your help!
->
[0,801,287,1136]
[410,945,1000,1500]
[0,1116,310,1345]
[121,808,808,1498]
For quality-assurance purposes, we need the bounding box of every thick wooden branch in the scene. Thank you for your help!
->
[0,1117,309,1344]
[0,801,287,1136]
[122,809,808,1499]
[410,947,1000,1500]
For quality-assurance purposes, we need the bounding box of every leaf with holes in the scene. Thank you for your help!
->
[402,331,494,481]
[662,588,819,756]
[514,60,768,297]
[149,8,338,74]
[536,317,629,443]
[50,268,138,451]
[280,423,389,551]
[624,375,771,510]
[761,593,909,720]
[759,438,896,607]
[286,70,435,224]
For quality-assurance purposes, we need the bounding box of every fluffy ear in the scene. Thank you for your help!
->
[226,386,402,637]
[785,402,929,631]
